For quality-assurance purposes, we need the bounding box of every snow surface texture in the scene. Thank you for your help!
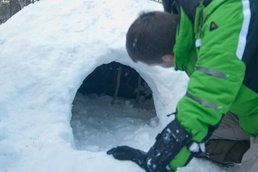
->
[0,0,237,171]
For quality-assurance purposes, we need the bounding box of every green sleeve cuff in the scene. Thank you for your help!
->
[168,146,191,171]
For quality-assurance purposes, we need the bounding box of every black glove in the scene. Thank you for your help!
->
[107,119,202,172]
[107,145,173,172]
[107,146,148,170]
[145,119,192,171]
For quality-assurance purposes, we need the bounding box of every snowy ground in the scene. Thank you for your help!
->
[0,0,238,171]
[70,93,238,172]
[71,93,158,151]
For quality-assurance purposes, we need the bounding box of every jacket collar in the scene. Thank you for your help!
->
[177,0,200,22]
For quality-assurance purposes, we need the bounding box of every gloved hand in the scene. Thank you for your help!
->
[107,119,205,171]
[107,146,148,170]
[107,146,172,172]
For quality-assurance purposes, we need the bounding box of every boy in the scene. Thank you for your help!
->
[108,1,258,171]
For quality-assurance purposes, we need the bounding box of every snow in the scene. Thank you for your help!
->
[0,0,237,171]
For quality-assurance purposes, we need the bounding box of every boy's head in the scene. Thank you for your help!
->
[126,11,178,67]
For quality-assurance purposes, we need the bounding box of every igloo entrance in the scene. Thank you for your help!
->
[71,62,157,151]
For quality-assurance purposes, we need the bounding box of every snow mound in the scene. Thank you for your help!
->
[0,0,201,172]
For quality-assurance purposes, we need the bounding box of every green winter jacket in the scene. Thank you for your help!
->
[173,0,258,146]
[168,0,258,169]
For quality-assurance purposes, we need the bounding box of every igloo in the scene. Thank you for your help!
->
[0,0,188,171]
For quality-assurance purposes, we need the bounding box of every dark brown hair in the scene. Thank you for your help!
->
[126,11,178,65]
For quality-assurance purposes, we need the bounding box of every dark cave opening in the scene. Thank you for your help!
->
[71,61,157,150]
[77,61,153,104]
